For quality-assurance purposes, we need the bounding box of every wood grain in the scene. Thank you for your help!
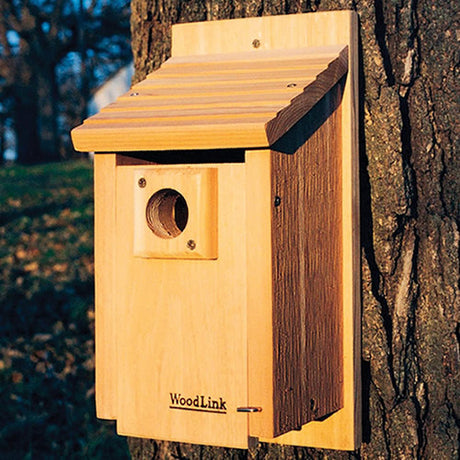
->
[271,83,344,436]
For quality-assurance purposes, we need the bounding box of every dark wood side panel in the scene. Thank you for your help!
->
[271,82,344,436]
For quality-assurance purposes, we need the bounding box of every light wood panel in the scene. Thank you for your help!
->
[167,45,345,65]
[115,162,250,448]
[89,109,280,122]
[102,96,293,111]
[246,150,274,438]
[140,71,319,85]
[72,123,269,152]
[171,12,350,56]
[93,154,117,420]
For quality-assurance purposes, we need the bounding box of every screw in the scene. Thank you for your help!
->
[274,196,281,207]
[252,39,261,48]
[130,92,139,96]
[287,83,297,88]
[138,177,146,188]
[186,240,196,251]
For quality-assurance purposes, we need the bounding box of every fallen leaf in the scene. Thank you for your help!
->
[33,334,53,342]
[7,198,21,207]
[35,362,47,374]
[53,263,68,273]
[11,372,23,384]
[15,249,27,259]
[24,261,39,272]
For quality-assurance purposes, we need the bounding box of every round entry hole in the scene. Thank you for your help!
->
[146,189,188,239]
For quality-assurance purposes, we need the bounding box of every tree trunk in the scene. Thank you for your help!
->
[14,84,41,165]
[38,66,61,162]
[0,113,5,165]
[128,1,458,458]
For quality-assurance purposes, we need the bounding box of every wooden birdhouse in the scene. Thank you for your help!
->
[71,11,361,451]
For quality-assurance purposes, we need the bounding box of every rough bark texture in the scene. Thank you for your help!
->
[128,0,459,458]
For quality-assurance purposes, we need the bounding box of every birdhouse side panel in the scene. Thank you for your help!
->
[271,83,344,436]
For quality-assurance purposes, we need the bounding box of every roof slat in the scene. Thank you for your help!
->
[101,97,293,112]
[84,114,273,127]
[151,64,327,78]
[94,106,284,121]
[71,123,269,152]
[162,45,345,66]
[134,78,315,93]
[141,72,319,86]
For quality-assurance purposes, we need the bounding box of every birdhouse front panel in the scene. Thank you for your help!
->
[114,162,250,447]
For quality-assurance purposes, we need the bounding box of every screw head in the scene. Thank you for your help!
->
[186,240,196,250]
[130,92,139,96]
[138,177,146,188]
[274,196,281,207]
[252,39,261,48]
[287,83,297,88]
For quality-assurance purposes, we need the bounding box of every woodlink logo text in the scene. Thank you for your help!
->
[169,393,227,414]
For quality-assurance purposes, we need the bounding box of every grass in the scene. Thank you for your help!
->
[0,160,130,459]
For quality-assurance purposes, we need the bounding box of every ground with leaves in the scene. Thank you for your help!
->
[0,161,129,459]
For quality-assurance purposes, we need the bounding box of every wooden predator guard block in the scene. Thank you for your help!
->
[72,11,360,451]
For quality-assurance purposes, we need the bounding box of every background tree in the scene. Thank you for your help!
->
[128,1,458,459]
[0,0,132,164]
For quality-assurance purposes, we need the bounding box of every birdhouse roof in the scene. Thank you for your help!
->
[71,44,348,152]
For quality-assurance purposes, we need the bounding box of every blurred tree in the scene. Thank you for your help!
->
[0,85,11,165]
[0,0,131,164]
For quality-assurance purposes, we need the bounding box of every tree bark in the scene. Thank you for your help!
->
[0,116,4,165]
[38,66,61,162]
[128,1,459,458]
[14,83,41,165]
